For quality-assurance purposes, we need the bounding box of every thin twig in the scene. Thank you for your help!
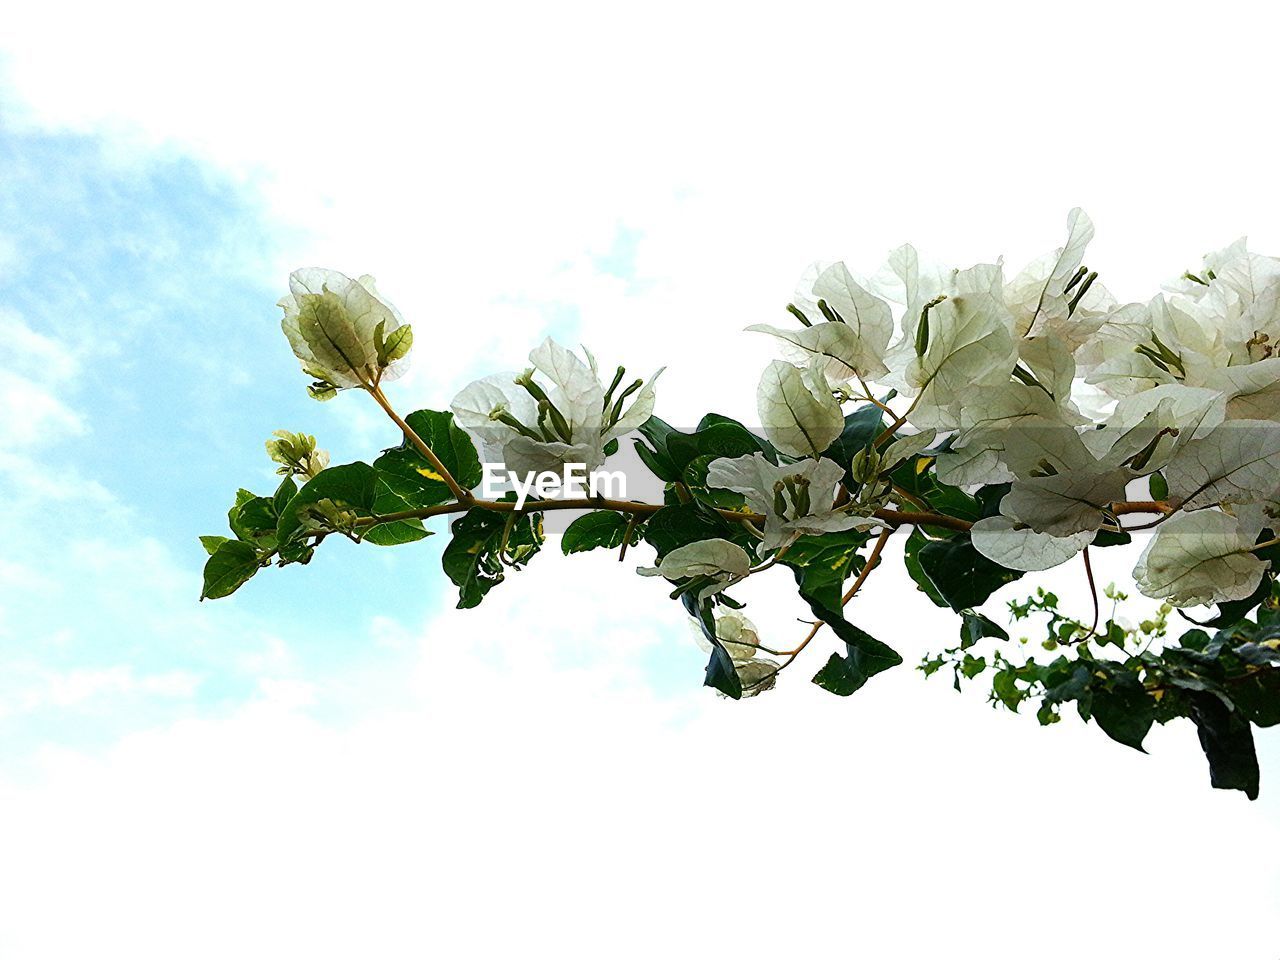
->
[367,383,473,503]
[771,526,894,665]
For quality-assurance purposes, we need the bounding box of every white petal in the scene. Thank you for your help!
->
[529,337,605,442]
[1134,510,1267,607]
[971,516,1094,571]
[648,538,752,581]
[1163,419,1280,511]
[757,360,844,459]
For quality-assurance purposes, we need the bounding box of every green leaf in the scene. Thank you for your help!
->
[562,511,643,555]
[277,461,428,547]
[635,417,681,482]
[199,535,230,556]
[272,476,298,515]
[1090,672,1155,752]
[373,409,482,509]
[683,593,742,700]
[914,535,1025,611]
[1149,471,1169,501]
[781,529,870,610]
[442,506,544,609]
[960,610,1008,648]
[902,528,949,607]
[810,616,902,696]
[648,414,774,480]
[1188,693,1260,800]
[229,494,279,547]
[200,539,261,600]
[376,322,413,366]
[643,502,753,561]
[789,556,901,696]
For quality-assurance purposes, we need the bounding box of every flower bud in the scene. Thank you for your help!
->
[279,268,411,398]
[265,430,329,479]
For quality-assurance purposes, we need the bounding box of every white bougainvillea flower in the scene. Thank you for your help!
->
[757,359,844,459]
[707,452,877,551]
[997,417,1134,536]
[1006,208,1113,341]
[1134,509,1268,607]
[1160,419,1280,511]
[901,291,1019,430]
[686,609,779,698]
[934,384,1086,486]
[970,516,1095,572]
[637,538,751,599]
[279,268,411,399]
[752,262,895,382]
[687,608,763,660]
[451,337,661,476]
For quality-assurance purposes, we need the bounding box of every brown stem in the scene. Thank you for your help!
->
[367,383,472,503]
[1082,546,1099,639]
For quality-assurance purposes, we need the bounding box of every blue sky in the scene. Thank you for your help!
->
[0,128,470,755]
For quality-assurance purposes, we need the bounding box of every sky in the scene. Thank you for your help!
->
[2,2,1279,956]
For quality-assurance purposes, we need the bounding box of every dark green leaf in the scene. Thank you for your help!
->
[915,535,1024,611]
[1149,471,1169,501]
[960,610,1008,648]
[373,409,482,509]
[1189,693,1260,800]
[683,593,742,700]
[643,502,752,560]
[200,539,261,600]
[199,535,230,556]
[442,506,544,609]
[277,462,428,547]
[1091,673,1155,752]
[562,511,643,555]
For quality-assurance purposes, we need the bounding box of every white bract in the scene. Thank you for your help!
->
[686,609,779,698]
[637,538,751,599]
[279,268,411,399]
[971,516,1094,572]
[751,261,894,382]
[756,360,844,459]
[1134,510,1267,607]
[451,337,661,477]
[706,452,878,551]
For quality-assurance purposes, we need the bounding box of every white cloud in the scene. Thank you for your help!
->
[0,666,200,718]
[0,371,83,447]
[0,551,1277,957]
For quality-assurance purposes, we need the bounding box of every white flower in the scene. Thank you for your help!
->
[1134,509,1268,607]
[686,609,779,697]
[687,608,763,660]
[756,360,844,459]
[637,538,751,599]
[279,268,411,399]
[970,516,1094,572]
[706,452,877,552]
[900,290,1019,430]
[751,261,895,382]
[451,337,661,476]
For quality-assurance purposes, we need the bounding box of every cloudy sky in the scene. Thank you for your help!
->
[2,2,1279,956]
